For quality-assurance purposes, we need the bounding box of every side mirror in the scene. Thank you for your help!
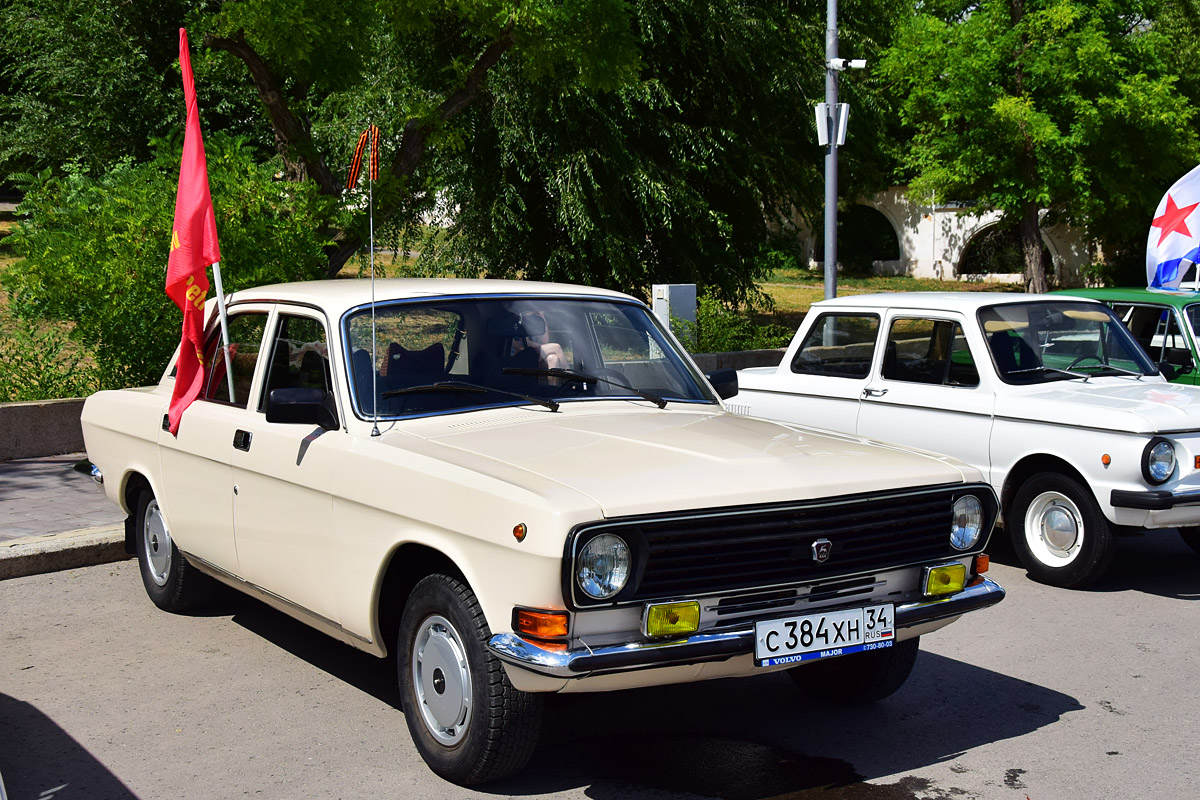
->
[706,368,739,400]
[266,387,339,430]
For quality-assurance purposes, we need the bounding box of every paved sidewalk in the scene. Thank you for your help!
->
[0,453,123,541]
[0,453,129,579]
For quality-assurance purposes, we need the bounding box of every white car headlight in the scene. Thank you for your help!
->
[950,495,984,550]
[576,534,631,600]
[1143,438,1176,485]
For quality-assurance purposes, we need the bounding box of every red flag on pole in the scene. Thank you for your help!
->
[165,28,221,435]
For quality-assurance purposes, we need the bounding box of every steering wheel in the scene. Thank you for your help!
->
[1066,355,1104,370]
[590,368,631,394]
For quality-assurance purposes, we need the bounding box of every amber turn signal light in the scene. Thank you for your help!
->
[975,554,990,574]
[513,608,569,639]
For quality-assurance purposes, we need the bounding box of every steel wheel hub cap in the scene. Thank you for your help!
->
[1042,506,1078,552]
[143,499,172,586]
[1025,491,1083,563]
[412,615,471,745]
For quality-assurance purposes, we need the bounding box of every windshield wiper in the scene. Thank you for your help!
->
[1006,365,1088,379]
[382,380,559,411]
[503,367,668,409]
[1092,363,1144,379]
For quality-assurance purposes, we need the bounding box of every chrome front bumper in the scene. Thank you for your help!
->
[488,577,1005,679]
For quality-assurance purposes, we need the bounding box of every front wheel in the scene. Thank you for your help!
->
[134,488,213,612]
[398,574,543,785]
[1178,527,1200,556]
[788,636,920,705]
[1009,472,1116,588]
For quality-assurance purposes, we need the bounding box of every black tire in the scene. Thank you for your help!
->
[1009,471,1116,588]
[788,636,920,705]
[398,574,543,785]
[134,489,213,612]
[1179,527,1200,556]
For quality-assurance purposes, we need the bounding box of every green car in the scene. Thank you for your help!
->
[1054,286,1200,384]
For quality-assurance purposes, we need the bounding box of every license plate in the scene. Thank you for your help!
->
[755,603,895,666]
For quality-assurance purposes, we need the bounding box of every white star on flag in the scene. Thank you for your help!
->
[1147,164,1200,289]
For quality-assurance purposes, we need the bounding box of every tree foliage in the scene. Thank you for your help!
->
[405,0,904,302]
[3,135,338,387]
[881,0,1200,291]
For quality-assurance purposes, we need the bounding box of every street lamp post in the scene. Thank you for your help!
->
[818,0,864,300]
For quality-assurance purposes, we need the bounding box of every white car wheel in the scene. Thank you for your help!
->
[1022,490,1084,566]
[1010,471,1116,588]
[398,573,543,785]
[133,488,213,612]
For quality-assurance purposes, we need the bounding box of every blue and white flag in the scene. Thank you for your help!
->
[1147,164,1200,289]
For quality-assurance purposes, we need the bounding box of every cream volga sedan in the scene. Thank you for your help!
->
[82,279,1003,784]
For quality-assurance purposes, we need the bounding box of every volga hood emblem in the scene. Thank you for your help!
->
[812,538,833,563]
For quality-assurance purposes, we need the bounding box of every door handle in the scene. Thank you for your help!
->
[862,387,888,398]
[233,429,253,451]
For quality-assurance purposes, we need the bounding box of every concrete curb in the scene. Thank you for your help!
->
[0,524,130,581]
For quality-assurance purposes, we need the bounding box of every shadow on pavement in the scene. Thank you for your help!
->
[990,523,1200,600]
[0,693,139,800]
[215,583,1079,800]
[483,650,1082,799]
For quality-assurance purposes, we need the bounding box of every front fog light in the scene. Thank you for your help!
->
[924,563,966,597]
[576,534,631,600]
[1143,438,1176,484]
[644,601,700,637]
[951,495,984,550]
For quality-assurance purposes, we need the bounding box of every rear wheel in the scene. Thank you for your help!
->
[788,636,920,705]
[1009,472,1116,588]
[398,573,542,785]
[134,489,213,612]
[1179,527,1200,556]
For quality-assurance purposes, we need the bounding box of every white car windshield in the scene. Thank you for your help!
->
[342,295,714,418]
[979,301,1157,384]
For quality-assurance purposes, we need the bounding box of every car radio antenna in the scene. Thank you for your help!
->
[350,125,382,436]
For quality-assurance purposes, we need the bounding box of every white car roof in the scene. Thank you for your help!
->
[220,278,637,315]
[811,291,1103,314]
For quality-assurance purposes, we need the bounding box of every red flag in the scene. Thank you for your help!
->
[165,28,221,435]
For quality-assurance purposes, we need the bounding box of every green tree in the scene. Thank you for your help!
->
[192,0,642,274]
[3,135,338,387]
[405,0,904,302]
[881,0,1200,291]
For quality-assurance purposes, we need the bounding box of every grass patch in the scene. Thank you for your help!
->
[757,270,1022,327]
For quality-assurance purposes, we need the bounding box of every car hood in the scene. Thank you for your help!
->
[386,404,979,518]
[1005,378,1200,434]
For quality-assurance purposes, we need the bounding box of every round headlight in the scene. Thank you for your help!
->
[950,495,984,550]
[1143,438,1176,485]
[576,534,631,600]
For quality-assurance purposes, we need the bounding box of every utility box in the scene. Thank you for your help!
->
[651,284,697,341]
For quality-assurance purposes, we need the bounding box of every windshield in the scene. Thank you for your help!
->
[979,301,1157,384]
[342,295,714,418]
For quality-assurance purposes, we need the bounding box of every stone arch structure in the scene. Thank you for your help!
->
[799,187,1091,286]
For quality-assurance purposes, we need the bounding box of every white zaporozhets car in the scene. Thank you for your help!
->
[733,291,1200,590]
[82,279,1003,785]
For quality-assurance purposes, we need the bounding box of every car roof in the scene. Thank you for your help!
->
[1054,286,1200,309]
[221,278,636,314]
[809,291,1100,313]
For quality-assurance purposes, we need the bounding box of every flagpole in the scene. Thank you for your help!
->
[211,262,235,403]
[369,131,380,438]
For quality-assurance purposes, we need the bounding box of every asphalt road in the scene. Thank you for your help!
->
[2,532,1197,800]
